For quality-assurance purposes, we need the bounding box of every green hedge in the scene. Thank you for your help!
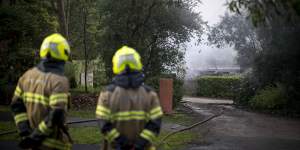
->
[196,75,241,99]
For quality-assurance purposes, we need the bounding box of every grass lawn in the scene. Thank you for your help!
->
[0,121,19,141]
[162,113,196,126]
[68,125,197,150]
[0,105,200,150]
[69,126,102,144]
[68,109,95,119]
[157,130,198,150]
[0,105,10,112]
[68,110,199,149]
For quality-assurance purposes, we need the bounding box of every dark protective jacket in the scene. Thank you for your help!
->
[96,72,163,150]
[11,60,72,150]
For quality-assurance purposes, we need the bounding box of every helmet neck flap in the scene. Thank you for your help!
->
[37,59,65,75]
[112,71,144,89]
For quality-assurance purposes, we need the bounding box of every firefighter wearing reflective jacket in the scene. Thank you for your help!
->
[96,46,163,150]
[11,33,72,150]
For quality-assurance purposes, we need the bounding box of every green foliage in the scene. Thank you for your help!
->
[196,75,241,99]
[210,1,300,114]
[145,77,160,92]
[91,57,108,86]
[71,61,85,88]
[65,62,77,88]
[207,13,258,70]
[72,58,107,89]
[68,0,99,61]
[173,79,184,106]
[227,0,300,26]
[249,85,287,110]
[252,19,300,113]
[96,0,204,78]
[68,0,102,92]
[0,2,58,103]
[233,72,259,106]
[145,75,184,107]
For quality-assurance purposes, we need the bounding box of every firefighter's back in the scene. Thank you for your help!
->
[19,67,69,128]
[96,46,163,150]
[107,85,158,141]
[11,33,72,150]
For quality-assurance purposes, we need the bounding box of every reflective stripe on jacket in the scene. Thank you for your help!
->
[11,67,71,150]
[96,85,163,150]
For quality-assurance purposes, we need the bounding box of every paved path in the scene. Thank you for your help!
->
[67,117,98,127]
[183,97,300,150]
[182,96,233,105]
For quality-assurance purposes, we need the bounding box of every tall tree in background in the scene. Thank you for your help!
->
[0,0,58,103]
[56,0,68,38]
[68,0,100,91]
[217,0,300,111]
[208,13,259,70]
[96,0,204,79]
[227,0,300,26]
[82,5,88,92]
[1,0,204,94]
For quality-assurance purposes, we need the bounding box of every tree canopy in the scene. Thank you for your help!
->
[208,0,300,112]
[95,0,204,78]
[0,0,204,98]
[207,13,258,70]
[0,1,58,84]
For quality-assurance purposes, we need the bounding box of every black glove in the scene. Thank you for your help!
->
[114,135,133,150]
[134,137,149,150]
[19,129,46,149]
[19,137,39,149]
[18,121,32,137]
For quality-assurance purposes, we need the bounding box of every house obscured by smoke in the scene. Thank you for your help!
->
[197,67,241,76]
[185,44,239,79]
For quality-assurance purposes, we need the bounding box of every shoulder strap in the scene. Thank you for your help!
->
[142,84,154,93]
[105,84,116,92]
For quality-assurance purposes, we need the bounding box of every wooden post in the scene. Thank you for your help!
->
[159,78,173,114]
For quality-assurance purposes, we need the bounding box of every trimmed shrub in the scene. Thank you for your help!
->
[249,85,287,110]
[196,75,241,99]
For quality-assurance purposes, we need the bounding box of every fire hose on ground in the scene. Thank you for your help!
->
[0,118,100,136]
[0,105,224,146]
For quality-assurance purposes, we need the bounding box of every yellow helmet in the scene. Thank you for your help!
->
[40,33,71,61]
[112,46,143,74]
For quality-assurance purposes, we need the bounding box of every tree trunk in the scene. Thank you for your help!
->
[83,7,88,93]
[57,0,68,38]
[66,0,70,38]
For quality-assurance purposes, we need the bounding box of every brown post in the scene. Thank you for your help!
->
[159,78,173,114]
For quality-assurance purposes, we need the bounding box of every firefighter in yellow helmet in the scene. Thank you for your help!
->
[11,33,72,150]
[96,46,163,150]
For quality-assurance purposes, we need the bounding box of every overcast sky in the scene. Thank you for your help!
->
[185,0,237,78]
